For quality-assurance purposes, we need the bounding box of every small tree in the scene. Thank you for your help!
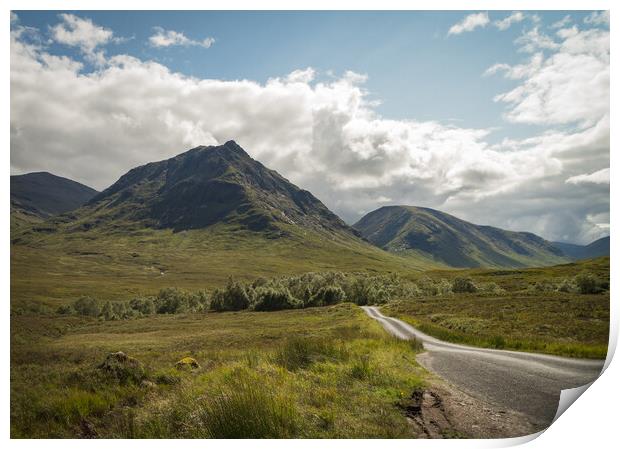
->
[556,278,577,293]
[308,285,346,307]
[451,277,478,294]
[188,290,210,312]
[56,304,73,315]
[72,296,101,317]
[112,301,129,319]
[574,272,601,294]
[156,288,189,314]
[253,287,300,311]
[210,278,250,311]
[129,297,156,315]
[101,301,115,320]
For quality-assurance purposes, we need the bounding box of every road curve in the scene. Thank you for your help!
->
[362,306,605,428]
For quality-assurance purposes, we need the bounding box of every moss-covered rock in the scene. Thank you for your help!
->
[98,351,145,383]
[175,356,200,370]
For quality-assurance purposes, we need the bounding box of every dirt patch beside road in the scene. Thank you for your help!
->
[404,375,541,438]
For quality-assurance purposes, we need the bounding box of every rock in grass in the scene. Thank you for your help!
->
[140,379,157,389]
[175,356,200,370]
[98,351,145,383]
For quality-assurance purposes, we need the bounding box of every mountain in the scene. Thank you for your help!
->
[353,206,568,268]
[12,142,435,302]
[11,172,98,218]
[59,140,356,236]
[552,236,610,260]
[11,172,98,232]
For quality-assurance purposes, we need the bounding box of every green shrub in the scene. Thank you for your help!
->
[417,277,440,296]
[210,278,250,312]
[156,288,190,314]
[187,290,210,312]
[112,301,129,319]
[479,282,505,295]
[345,278,390,305]
[490,335,506,349]
[129,297,156,315]
[557,278,577,293]
[436,278,453,295]
[308,285,346,307]
[72,297,101,317]
[575,272,603,294]
[253,287,300,311]
[531,280,556,292]
[451,277,478,293]
[56,304,73,315]
[101,301,115,320]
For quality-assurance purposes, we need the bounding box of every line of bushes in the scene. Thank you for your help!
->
[529,271,609,294]
[56,287,209,319]
[55,270,608,319]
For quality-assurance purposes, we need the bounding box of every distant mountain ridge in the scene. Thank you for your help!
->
[59,141,358,237]
[354,205,568,268]
[11,172,98,221]
[13,146,595,271]
[552,236,610,261]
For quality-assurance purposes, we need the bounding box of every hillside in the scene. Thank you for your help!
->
[552,236,610,260]
[11,172,98,219]
[354,206,568,268]
[52,140,355,236]
[11,143,434,304]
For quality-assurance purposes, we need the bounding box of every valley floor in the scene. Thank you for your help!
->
[9,229,610,438]
[11,303,548,439]
[382,259,610,359]
[12,304,428,438]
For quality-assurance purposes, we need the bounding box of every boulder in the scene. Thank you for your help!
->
[98,351,145,383]
[175,356,200,370]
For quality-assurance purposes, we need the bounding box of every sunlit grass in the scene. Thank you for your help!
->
[11,304,426,438]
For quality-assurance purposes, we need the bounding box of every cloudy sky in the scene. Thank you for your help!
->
[10,10,609,244]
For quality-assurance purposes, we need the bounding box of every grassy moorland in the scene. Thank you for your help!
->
[382,258,610,359]
[10,223,434,310]
[10,212,610,438]
[11,304,428,438]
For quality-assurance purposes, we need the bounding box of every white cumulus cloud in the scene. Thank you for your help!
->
[149,27,215,48]
[551,15,572,29]
[10,14,609,244]
[494,12,525,31]
[566,168,610,185]
[490,26,609,127]
[50,13,114,64]
[448,12,489,35]
[584,11,610,26]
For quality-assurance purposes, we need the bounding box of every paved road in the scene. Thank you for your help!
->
[362,306,605,428]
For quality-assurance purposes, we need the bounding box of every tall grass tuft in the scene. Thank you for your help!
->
[196,373,298,438]
[274,337,345,371]
[350,354,375,380]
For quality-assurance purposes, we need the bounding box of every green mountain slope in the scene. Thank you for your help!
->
[552,236,610,260]
[50,141,356,236]
[11,172,98,218]
[353,206,569,268]
[12,143,435,303]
